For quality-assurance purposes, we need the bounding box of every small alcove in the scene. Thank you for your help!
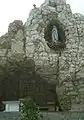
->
[44,20,66,51]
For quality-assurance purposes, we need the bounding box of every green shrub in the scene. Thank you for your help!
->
[20,97,42,120]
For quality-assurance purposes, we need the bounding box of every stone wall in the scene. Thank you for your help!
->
[42,111,84,120]
[0,112,84,120]
[0,112,19,120]
[0,0,84,111]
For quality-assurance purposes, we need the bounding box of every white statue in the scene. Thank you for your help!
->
[52,25,59,41]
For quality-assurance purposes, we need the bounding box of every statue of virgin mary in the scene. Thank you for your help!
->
[52,25,59,41]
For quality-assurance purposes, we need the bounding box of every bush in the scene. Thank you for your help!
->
[20,97,42,120]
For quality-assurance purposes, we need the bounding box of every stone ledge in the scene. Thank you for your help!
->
[46,41,66,50]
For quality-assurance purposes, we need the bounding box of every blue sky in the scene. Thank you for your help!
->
[0,0,84,36]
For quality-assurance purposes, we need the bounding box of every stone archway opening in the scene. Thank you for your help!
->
[44,20,66,51]
[0,57,63,112]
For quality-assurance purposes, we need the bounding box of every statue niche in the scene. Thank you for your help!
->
[44,21,66,51]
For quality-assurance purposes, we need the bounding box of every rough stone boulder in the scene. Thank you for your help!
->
[8,20,23,33]
[44,0,66,6]
[0,20,25,65]
[24,0,84,110]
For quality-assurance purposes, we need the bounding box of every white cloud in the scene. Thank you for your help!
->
[0,0,84,36]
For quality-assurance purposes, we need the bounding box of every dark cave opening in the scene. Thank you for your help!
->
[0,58,62,112]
